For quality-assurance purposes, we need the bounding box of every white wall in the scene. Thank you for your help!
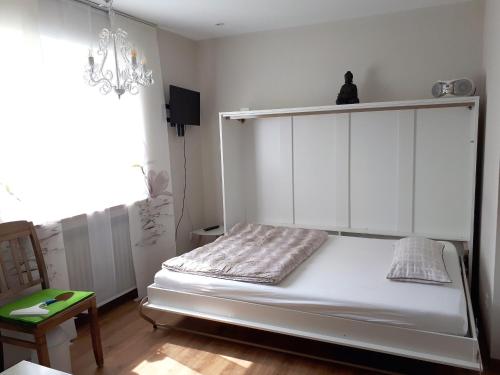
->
[197,0,484,224]
[157,28,205,253]
[481,0,500,359]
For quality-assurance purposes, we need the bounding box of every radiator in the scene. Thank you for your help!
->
[61,205,136,306]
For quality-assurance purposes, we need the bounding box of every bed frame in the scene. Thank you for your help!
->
[140,97,482,371]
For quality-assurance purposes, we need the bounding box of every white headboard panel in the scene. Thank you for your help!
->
[243,117,294,224]
[220,97,479,245]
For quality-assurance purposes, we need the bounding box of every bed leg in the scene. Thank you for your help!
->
[138,296,178,331]
[138,297,158,329]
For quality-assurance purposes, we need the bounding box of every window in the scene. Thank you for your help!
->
[0,1,148,224]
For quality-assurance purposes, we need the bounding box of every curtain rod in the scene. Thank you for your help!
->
[70,0,157,28]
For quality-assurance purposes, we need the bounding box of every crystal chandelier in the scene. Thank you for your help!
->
[84,0,153,98]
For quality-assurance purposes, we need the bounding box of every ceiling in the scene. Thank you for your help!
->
[115,0,472,41]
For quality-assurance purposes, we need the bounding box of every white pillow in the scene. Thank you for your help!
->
[386,237,451,284]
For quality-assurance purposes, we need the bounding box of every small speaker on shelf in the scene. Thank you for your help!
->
[432,78,475,98]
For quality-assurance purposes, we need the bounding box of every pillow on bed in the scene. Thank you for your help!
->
[386,237,451,284]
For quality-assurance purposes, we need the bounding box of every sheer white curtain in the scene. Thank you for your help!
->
[0,0,175,303]
[0,0,147,224]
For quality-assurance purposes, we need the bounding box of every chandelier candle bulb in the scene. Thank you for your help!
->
[131,48,137,66]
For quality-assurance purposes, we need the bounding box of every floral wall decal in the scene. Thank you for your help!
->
[147,170,172,199]
[134,166,173,247]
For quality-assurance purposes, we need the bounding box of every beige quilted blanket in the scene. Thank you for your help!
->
[162,223,328,284]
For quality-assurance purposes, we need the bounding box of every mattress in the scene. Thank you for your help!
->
[153,235,468,336]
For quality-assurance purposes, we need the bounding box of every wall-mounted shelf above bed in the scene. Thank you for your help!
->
[221,97,477,121]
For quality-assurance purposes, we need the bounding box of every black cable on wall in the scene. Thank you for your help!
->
[175,130,187,240]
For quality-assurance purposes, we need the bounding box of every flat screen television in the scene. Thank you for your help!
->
[169,85,200,133]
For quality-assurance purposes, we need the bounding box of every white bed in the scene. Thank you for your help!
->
[141,99,481,371]
[153,235,467,336]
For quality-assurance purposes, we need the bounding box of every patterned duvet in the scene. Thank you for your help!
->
[162,223,328,284]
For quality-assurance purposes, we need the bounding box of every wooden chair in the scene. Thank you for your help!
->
[0,221,103,370]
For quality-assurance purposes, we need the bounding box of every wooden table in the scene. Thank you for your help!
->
[0,360,70,375]
[191,226,224,247]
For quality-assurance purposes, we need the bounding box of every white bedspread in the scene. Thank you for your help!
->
[153,235,468,336]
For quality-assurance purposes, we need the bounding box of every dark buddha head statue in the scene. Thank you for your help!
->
[345,71,353,84]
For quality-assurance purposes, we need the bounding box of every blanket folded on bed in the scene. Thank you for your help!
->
[162,223,328,284]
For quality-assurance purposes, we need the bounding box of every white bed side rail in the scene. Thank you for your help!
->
[145,283,481,371]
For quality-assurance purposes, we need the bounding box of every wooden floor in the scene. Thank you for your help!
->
[70,300,497,375]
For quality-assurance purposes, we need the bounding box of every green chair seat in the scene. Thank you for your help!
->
[0,288,94,325]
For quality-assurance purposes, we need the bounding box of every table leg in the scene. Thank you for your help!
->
[34,332,50,368]
[89,298,104,367]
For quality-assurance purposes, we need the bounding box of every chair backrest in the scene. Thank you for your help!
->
[0,221,49,300]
